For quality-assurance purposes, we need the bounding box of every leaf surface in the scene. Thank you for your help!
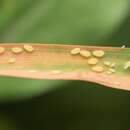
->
[0,43,129,91]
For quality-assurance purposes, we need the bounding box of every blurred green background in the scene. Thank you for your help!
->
[0,0,130,129]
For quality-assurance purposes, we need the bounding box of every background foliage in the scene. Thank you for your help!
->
[0,0,130,129]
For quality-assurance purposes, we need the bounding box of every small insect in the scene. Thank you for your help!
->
[8,58,16,64]
[92,66,104,73]
[103,61,111,66]
[109,68,115,73]
[0,47,5,54]
[70,48,80,55]
[106,71,112,74]
[110,62,116,68]
[24,45,34,52]
[11,47,23,54]
[92,50,105,58]
[51,70,62,74]
[29,70,37,73]
[88,58,98,65]
[113,81,120,85]
[124,61,130,69]
[121,45,126,48]
[80,50,91,58]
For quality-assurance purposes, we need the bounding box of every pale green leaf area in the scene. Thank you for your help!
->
[0,0,129,101]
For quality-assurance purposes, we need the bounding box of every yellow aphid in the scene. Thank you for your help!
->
[11,47,23,54]
[92,66,104,73]
[0,47,5,54]
[113,81,120,85]
[8,58,16,64]
[124,61,130,69]
[106,71,112,74]
[88,58,98,65]
[92,50,105,57]
[109,68,115,73]
[103,61,111,66]
[80,50,91,58]
[51,70,62,74]
[110,62,116,68]
[29,70,37,73]
[121,45,126,48]
[24,45,34,52]
[70,48,80,55]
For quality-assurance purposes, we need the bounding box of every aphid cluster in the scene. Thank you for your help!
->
[0,45,34,64]
[71,47,130,75]
[70,48,105,73]
[70,47,127,85]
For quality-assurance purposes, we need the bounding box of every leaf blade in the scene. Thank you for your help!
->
[0,43,129,91]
